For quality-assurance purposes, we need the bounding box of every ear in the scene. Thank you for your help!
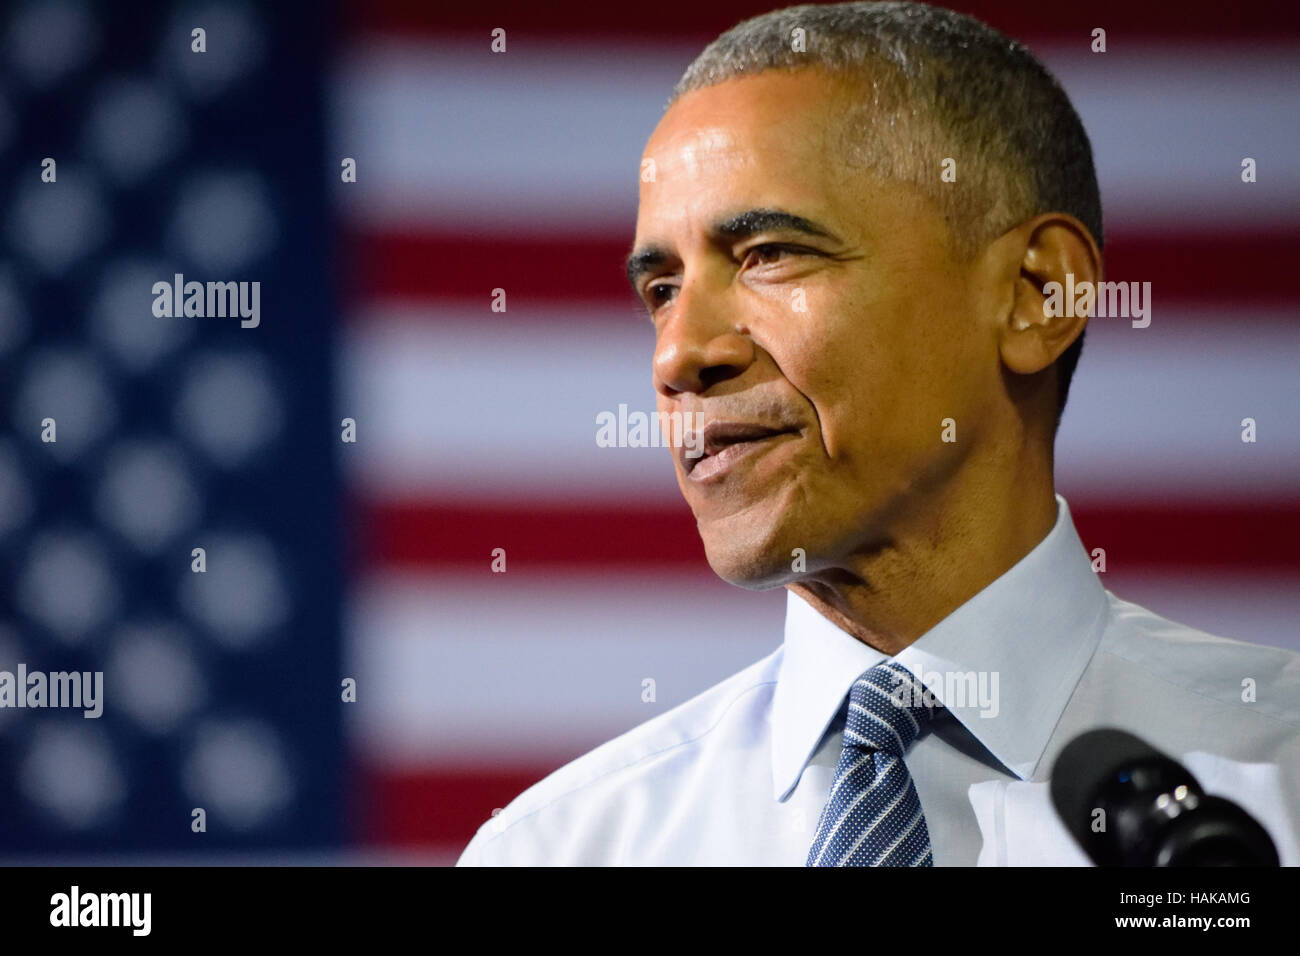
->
[995,213,1102,376]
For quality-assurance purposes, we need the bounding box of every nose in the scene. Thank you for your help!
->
[653,279,756,396]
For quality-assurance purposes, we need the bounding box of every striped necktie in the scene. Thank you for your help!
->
[806,660,939,867]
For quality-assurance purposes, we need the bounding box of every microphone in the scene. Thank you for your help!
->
[1050,728,1279,866]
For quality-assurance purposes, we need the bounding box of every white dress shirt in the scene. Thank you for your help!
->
[457,494,1300,865]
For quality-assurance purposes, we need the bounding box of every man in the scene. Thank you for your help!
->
[457,1,1300,865]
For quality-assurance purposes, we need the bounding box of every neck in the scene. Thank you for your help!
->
[787,448,1058,655]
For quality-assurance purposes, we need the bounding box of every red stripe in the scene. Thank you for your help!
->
[348,0,1300,42]
[1070,503,1300,573]
[357,499,1300,571]
[355,761,573,848]
[353,497,709,572]
[346,231,638,305]
[346,229,1300,307]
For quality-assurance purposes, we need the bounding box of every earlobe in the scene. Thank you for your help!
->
[1003,290,1057,374]
[1002,273,1055,373]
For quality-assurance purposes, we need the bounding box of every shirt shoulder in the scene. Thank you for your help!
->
[456,645,783,865]
[1098,590,1300,727]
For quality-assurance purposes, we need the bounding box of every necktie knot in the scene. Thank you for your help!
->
[844,661,938,758]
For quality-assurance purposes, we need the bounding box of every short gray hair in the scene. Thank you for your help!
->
[671,1,1102,417]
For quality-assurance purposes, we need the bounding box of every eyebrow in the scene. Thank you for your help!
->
[714,208,839,243]
[624,207,841,292]
[625,247,671,293]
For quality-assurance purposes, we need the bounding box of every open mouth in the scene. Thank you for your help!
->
[681,421,799,479]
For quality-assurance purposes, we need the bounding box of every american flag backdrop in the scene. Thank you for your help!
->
[337,0,1300,863]
[0,0,1298,864]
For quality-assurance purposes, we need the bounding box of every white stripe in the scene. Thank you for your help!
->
[1045,44,1300,230]
[342,307,678,502]
[347,569,784,765]
[346,308,1300,503]
[337,39,1300,232]
[1083,572,1300,655]
[334,40,693,233]
[353,569,1300,770]
[1056,317,1300,501]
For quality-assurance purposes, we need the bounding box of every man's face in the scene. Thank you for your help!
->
[630,68,1000,587]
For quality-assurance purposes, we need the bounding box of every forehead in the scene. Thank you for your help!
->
[637,70,861,234]
[650,68,852,151]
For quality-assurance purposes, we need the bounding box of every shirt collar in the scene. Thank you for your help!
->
[770,493,1110,801]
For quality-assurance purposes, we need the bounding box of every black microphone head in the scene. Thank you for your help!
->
[1050,727,1280,866]
[1050,727,1169,838]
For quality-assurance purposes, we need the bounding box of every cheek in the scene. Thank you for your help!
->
[758,311,882,461]
[774,284,965,460]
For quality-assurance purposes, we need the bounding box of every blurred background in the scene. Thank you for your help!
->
[0,0,1296,864]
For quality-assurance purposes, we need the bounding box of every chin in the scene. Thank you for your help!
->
[698,521,804,591]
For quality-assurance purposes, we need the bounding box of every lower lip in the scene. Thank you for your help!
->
[687,433,794,482]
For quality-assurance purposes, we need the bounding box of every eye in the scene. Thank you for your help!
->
[742,243,811,268]
[644,280,678,311]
